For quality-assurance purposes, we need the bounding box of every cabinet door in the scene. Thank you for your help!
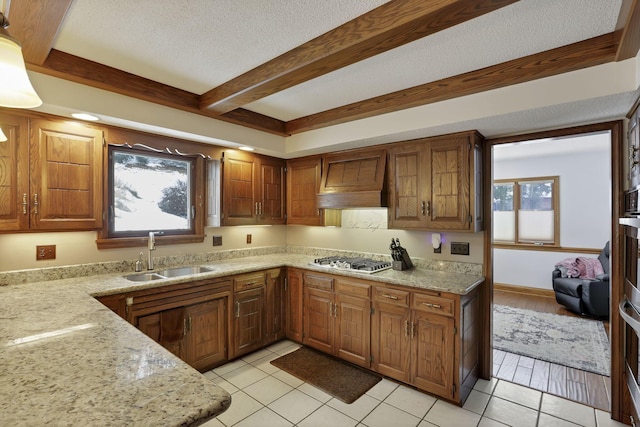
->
[185,298,227,371]
[303,287,334,354]
[0,112,29,231]
[265,268,285,343]
[335,293,371,368]
[426,136,470,230]
[371,300,411,382]
[137,311,185,360]
[388,142,429,229]
[222,152,256,225]
[286,157,324,225]
[411,311,455,398]
[30,118,104,230]
[233,287,265,357]
[258,157,285,225]
[285,269,304,342]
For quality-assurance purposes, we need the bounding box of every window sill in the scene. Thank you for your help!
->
[96,234,205,249]
[492,243,600,254]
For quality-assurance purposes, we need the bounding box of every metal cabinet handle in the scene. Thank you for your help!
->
[259,202,263,216]
[421,201,425,215]
[410,322,415,338]
[426,201,431,216]
[255,202,259,216]
[22,193,27,215]
[187,316,192,333]
[404,320,409,337]
[235,301,240,318]
[422,302,442,309]
[33,193,39,215]
[183,318,188,337]
[382,294,399,300]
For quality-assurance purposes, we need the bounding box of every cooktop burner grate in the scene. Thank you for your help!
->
[311,256,392,273]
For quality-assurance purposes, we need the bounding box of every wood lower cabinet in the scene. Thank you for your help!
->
[371,284,481,404]
[136,299,227,370]
[285,268,304,342]
[303,272,371,369]
[232,271,266,358]
[265,268,285,344]
[102,277,232,372]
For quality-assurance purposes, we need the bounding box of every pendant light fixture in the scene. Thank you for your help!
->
[0,12,42,108]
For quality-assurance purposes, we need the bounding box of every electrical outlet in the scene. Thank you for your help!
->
[246,234,252,244]
[212,235,222,246]
[36,245,56,260]
[451,242,470,255]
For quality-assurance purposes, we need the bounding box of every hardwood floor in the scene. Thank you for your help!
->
[493,289,611,411]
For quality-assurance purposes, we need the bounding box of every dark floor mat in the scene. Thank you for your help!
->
[270,346,381,404]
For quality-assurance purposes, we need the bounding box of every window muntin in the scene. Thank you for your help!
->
[493,177,558,245]
[109,147,195,237]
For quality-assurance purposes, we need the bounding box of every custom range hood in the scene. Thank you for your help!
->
[316,148,387,208]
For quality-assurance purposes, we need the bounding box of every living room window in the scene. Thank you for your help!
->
[493,176,559,246]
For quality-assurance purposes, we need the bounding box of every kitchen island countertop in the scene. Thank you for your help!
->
[0,252,483,425]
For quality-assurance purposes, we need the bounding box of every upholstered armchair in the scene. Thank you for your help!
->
[552,242,610,318]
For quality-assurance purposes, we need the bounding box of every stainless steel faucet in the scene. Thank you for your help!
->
[147,231,161,270]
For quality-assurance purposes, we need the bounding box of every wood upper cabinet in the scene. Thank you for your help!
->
[0,112,29,231]
[388,131,483,231]
[0,114,104,231]
[303,272,371,368]
[222,150,285,225]
[287,157,323,225]
[30,118,104,230]
[285,268,304,342]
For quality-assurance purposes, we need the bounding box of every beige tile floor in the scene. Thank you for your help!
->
[202,341,625,427]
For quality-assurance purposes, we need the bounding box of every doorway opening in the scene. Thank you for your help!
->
[489,129,613,410]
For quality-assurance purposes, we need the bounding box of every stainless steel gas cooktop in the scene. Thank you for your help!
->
[310,256,392,274]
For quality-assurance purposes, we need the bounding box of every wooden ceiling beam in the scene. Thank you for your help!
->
[26,50,287,136]
[615,0,640,60]
[199,0,519,114]
[285,33,619,135]
[6,0,72,65]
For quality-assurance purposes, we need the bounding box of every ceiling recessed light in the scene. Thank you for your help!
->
[71,113,99,121]
[239,146,254,151]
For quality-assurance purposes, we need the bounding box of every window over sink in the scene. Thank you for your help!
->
[108,147,195,237]
[96,142,208,249]
[109,147,195,236]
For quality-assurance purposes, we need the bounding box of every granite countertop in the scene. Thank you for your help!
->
[0,250,483,425]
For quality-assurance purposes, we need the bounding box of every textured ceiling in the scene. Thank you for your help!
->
[53,0,390,95]
[52,0,623,122]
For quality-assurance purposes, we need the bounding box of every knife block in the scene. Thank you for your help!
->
[392,251,413,271]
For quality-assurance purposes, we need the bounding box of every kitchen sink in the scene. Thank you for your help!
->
[156,266,216,277]
[124,265,215,281]
[125,273,165,282]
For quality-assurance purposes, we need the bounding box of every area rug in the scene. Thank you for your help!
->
[270,346,381,403]
[493,304,610,376]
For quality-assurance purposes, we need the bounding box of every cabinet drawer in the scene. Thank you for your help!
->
[412,293,454,317]
[336,279,370,298]
[304,273,334,290]
[234,272,266,291]
[373,287,409,306]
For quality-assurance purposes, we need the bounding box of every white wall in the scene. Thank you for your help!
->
[0,225,287,272]
[286,209,485,265]
[492,133,611,290]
